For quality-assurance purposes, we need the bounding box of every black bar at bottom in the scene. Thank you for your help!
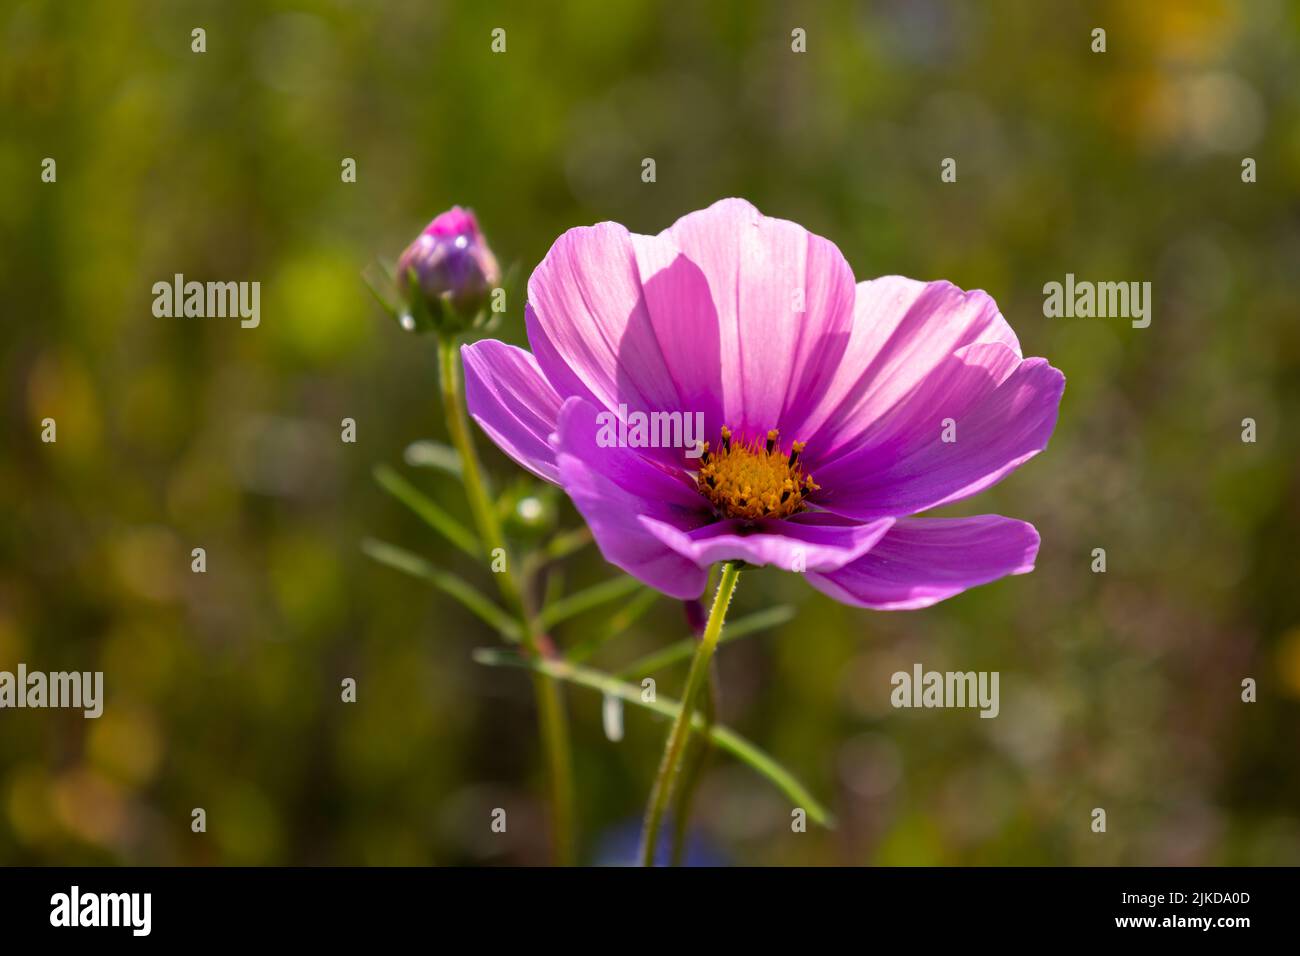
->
[0,866,1286,942]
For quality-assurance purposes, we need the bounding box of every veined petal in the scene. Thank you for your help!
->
[525,222,684,419]
[800,277,1023,467]
[806,515,1040,610]
[662,198,857,442]
[554,397,710,599]
[628,234,726,440]
[642,511,895,573]
[525,225,734,467]
[461,340,564,483]
[812,343,1064,521]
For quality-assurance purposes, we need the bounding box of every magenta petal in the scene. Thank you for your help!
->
[813,343,1065,521]
[554,397,710,599]
[806,515,1040,610]
[461,340,564,483]
[526,222,684,417]
[662,198,856,440]
[799,277,1023,465]
[642,512,895,573]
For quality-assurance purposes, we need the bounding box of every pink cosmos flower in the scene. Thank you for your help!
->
[462,199,1064,609]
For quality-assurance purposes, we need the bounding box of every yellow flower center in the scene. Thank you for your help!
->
[695,427,819,521]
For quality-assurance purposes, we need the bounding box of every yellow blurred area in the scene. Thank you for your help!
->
[6,765,58,847]
[53,767,131,849]
[211,782,283,865]
[1124,0,1240,65]
[88,708,163,788]
[268,529,347,632]
[0,614,26,664]
[101,622,180,699]
[25,352,102,461]
[267,249,376,365]
[108,525,183,603]
[1276,627,1300,700]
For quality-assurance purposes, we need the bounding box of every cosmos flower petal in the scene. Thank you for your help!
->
[627,233,727,440]
[525,222,686,418]
[554,398,706,508]
[461,340,564,483]
[805,515,1040,610]
[641,512,896,573]
[662,198,857,439]
[799,277,1024,467]
[555,397,710,599]
[813,343,1065,520]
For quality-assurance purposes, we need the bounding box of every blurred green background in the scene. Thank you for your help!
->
[2,0,1299,865]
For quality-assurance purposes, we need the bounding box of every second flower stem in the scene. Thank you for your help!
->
[638,561,742,866]
[437,334,576,866]
[668,659,718,866]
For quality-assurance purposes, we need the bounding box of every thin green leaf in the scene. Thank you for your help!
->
[615,604,797,678]
[362,259,400,316]
[545,526,593,561]
[373,464,480,559]
[537,574,644,631]
[363,538,520,642]
[403,440,463,477]
[543,566,566,611]
[520,525,593,584]
[565,587,658,663]
[473,649,835,827]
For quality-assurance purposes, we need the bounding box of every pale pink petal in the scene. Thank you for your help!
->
[526,222,684,419]
[662,198,856,442]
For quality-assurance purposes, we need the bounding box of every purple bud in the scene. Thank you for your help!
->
[396,207,501,331]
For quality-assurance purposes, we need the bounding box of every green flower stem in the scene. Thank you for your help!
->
[436,334,576,866]
[638,561,742,866]
[472,648,834,825]
[436,336,518,605]
[669,660,718,866]
[614,604,795,677]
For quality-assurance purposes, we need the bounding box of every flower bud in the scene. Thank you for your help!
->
[396,206,501,333]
